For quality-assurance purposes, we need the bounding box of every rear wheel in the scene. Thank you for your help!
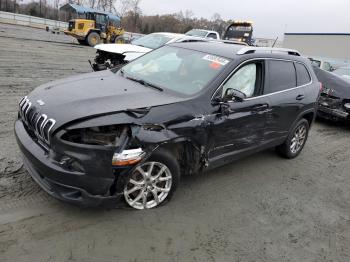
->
[276,118,310,159]
[123,149,180,210]
[87,32,100,47]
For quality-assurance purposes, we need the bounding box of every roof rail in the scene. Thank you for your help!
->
[180,38,208,43]
[237,47,301,56]
[211,39,248,46]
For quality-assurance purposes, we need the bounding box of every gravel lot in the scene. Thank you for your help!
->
[0,23,350,262]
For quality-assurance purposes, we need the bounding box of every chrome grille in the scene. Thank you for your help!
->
[19,96,56,145]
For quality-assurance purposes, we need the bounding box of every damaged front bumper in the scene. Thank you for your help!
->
[14,120,136,207]
[318,104,349,120]
[318,96,350,121]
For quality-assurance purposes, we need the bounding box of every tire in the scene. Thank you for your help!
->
[123,149,180,210]
[87,32,100,47]
[113,35,125,44]
[276,118,310,159]
[77,39,86,45]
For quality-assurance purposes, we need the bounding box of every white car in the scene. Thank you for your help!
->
[92,32,191,71]
[185,29,221,40]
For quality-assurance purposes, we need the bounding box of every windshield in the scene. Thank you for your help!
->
[309,59,321,68]
[121,46,231,95]
[333,68,350,77]
[185,29,208,37]
[131,34,173,49]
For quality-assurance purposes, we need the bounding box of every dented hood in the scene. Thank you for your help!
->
[26,70,186,132]
[94,43,152,61]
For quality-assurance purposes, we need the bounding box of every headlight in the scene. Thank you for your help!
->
[344,103,350,109]
[62,125,129,146]
[112,148,145,166]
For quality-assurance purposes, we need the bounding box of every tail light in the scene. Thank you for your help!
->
[319,82,324,92]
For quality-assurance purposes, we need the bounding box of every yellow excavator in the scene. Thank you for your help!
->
[60,4,125,46]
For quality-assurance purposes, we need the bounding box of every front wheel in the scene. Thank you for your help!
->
[123,149,180,210]
[87,32,100,47]
[276,118,310,159]
[114,35,125,44]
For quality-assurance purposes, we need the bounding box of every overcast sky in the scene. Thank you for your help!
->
[139,0,349,39]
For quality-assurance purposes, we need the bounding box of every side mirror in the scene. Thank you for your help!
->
[222,88,246,102]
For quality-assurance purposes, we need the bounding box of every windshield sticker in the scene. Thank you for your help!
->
[209,62,221,69]
[202,55,229,66]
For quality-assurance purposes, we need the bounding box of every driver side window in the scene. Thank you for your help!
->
[222,63,257,98]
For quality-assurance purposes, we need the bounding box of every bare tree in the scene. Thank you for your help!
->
[128,0,141,31]
[211,13,221,22]
[116,0,131,19]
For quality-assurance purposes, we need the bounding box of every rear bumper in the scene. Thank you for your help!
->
[14,120,125,207]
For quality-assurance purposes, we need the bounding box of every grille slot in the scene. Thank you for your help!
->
[18,96,56,145]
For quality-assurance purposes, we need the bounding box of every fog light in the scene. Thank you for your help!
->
[344,103,350,109]
[112,148,145,166]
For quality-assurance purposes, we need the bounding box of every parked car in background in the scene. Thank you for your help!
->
[92,32,187,71]
[313,66,350,121]
[15,43,320,210]
[309,57,334,71]
[185,29,221,39]
[332,67,350,82]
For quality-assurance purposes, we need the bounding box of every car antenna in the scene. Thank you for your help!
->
[272,37,278,48]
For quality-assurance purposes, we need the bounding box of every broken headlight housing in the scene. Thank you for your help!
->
[61,125,146,166]
[62,125,129,146]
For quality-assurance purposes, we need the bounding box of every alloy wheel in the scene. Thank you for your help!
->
[124,161,172,209]
[290,124,307,154]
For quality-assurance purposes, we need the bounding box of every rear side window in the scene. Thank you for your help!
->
[207,33,217,39]
[295,63,311,86]
[265,60,296,94]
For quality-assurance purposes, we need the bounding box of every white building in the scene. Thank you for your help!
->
[283,33,350,60]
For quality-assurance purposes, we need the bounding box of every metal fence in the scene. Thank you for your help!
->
[0,11,68,30]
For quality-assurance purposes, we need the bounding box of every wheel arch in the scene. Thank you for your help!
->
[151,139,203,176]
[85,29,101,39]
[289,109,316,133]
[301,111,315,126]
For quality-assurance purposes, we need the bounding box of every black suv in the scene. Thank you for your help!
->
[15,42,320,209]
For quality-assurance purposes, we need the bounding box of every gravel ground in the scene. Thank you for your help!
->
[0,23,350,262]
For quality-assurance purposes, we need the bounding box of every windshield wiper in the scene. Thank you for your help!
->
[126,76,164,92]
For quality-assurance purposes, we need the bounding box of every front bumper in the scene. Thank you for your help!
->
[14,120,127,207]
[317,104,349,120]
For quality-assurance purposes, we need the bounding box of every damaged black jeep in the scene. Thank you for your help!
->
[15,42,320,209]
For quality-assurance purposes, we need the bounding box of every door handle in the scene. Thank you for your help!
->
[296,94,305,100]
[252,104,269,112]
[252,103,269,111]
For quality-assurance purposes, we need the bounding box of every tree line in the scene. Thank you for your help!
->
[0,0,232,35]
